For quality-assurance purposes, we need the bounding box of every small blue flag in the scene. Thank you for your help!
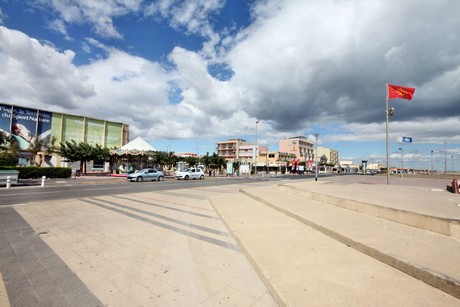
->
[402,136,413,143]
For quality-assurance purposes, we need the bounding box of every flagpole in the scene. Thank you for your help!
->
[385,84,390,185]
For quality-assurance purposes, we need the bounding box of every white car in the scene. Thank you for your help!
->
[175,168,205,180]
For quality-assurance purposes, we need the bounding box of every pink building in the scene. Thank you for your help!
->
[278,136,314,163]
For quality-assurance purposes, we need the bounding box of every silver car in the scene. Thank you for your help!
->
[127,168,165,182]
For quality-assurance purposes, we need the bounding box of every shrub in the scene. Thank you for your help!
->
[0,166,72,179]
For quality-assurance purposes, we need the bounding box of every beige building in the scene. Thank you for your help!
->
[317,146,339,166]
[216,139,267,162]
[217,139,249,160]
[259,149,296,170]
[278,136,314,162]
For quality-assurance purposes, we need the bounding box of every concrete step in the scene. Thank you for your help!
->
[209,190,460,306]
[277,181,460,238]
[239,185,460,300]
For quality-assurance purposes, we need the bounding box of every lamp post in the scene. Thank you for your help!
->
[399,147,404,177]
[314,133,319,181]
[444,141,447,174]
[430,150,433,174]
[255,121,259,176]
[452,155,454,173]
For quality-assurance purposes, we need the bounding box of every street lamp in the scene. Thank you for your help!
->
[452,155,454,173]
[399,147,404,177]
[255,121,259,176]
[430,150,433,174]
[444,141,448,174]
[314,133,319,181]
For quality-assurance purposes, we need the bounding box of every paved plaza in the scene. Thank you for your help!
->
[0,184,277,306]
[1,175,460,306]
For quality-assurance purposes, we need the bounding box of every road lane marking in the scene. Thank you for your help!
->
[81,187,132,191]
[0,191,61,196]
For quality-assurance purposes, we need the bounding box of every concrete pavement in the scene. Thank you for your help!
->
[1,174,460,306]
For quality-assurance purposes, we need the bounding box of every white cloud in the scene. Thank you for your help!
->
[146,0,224,36]
[0,8,5,25]
[0,26,94,110]
[35,0,144,39]
[1,0,460,162]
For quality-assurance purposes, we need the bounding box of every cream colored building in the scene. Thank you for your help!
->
[278,136,314,162]
[216,138,267,162]
[259,149,296,171]
[317,146,339,166]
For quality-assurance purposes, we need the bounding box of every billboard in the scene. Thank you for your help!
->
[0,103,124,150]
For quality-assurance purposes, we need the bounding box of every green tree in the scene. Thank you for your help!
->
[320,154,328,166]
[0,131,9,151]
[184,156,199,167]
[152,151,178,170]
[45,136,59,156]
[0,134,19,166]
[211,153,226,171]
[59,141,113,174]
[28,137,45,166]
[166,151,178,170]
[201,152,212,171]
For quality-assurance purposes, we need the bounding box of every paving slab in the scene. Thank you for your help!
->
[240,184,460,299]
[208,184,460,306]
[1,188,277,306]
[279,178,460,238]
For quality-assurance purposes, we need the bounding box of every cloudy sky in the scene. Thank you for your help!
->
[0,0,459,170]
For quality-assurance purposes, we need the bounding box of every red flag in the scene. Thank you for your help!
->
[387,84,416,100]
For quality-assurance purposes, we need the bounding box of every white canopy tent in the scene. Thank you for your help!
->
[111,137,157,173]
[120,136,156,152]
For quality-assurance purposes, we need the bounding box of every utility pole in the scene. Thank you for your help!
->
[314,133,319,181]
[255,121,259,176]
[444,141,447,174]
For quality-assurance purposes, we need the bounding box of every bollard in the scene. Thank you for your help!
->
[41,176,46,187]
[6,176,11,189]
[453,179,459,194]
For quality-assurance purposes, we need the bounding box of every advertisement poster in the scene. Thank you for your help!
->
[105,122,123,148]
[11,106,38,150]
[62,114,84,143]
[85,118,105,146]
[1,103,124,153]
[0,104,12,135]
[37,111,52,147]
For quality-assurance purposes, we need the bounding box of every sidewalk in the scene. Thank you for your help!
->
[1,176,459,306]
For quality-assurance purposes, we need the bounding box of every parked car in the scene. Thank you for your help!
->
[127,168,164,182]
[175,168,205,180]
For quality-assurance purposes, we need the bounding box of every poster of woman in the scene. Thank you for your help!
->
[11,106,38,150]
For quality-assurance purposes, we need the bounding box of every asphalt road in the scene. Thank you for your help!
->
[0,174,325,206]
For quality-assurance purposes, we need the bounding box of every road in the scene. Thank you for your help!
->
[0,174,326,206]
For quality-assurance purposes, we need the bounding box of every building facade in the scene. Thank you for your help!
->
[278,136,315,162]
[0,102,129,167]
[216,139,249,160]
[317,146,339,166]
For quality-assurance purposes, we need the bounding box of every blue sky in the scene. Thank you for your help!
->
[0,0,459,171]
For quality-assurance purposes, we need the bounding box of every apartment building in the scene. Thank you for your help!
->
[259,149,296,168]
[278,136,315,162]
[317,146,339,166]
[216,139,268,162]
[216,138,253,160]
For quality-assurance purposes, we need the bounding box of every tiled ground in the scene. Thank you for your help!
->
[1,187,277,306]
